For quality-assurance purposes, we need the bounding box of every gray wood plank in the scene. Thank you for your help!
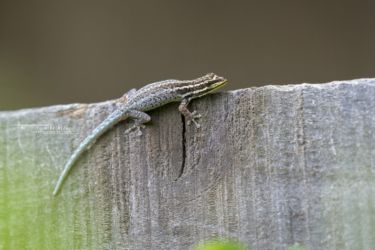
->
[1,78,375,249]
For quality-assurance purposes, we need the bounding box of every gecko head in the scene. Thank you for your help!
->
[202,72,227,90]
[183,73,227,99]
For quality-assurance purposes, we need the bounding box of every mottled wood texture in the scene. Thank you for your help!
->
[1,79,375,250]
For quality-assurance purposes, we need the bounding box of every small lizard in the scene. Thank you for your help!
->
[53,73,227,196]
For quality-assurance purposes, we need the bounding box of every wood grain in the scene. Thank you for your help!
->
[1,79,375,249]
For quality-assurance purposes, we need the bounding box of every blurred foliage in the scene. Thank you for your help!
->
[193,239,309,250]
[287,243,308,250]
[194,239,249,250]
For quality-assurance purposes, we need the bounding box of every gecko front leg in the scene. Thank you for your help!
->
[124,110,151,136]
[178,98,202,128]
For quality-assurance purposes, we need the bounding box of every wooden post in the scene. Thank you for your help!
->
[1,78,375,249]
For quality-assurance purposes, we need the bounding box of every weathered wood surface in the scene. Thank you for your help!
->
[1,79,375,250]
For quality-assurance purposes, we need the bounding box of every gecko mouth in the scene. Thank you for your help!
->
[194,74,227,98]
[212,78,227,88]
[181,73,228,100]
[207,74,228,91]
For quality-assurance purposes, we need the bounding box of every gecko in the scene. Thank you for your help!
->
[53,73,227,196]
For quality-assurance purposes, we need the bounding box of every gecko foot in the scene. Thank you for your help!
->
[186,111,202,128]
[125,124,145,136]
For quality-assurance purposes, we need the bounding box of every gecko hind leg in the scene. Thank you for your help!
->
[124,110,151,136]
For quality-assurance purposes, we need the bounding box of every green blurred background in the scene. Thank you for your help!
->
[0,0,374,110]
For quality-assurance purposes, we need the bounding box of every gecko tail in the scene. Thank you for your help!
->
[53,145,86,196]
[53,132,96,196]
[53,109,127,196]
[53,158,76,196]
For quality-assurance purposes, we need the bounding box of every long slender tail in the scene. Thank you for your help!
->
[53,109,128,196]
